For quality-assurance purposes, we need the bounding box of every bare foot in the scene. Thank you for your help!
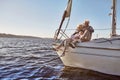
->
[53,47,58,51]
[69,43,75,48]
[60,52,65,57]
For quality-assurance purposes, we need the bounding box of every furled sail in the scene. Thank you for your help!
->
[65,0,72,17]
[55,0,72,40]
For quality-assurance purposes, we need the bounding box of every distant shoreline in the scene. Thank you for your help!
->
[0,33,41,38]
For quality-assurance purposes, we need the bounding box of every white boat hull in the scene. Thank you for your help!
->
[54,38,120,76]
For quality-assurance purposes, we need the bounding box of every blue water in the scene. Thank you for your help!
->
[0,38,119,80]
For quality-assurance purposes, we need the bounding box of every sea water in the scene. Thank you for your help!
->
[0,38,119,80]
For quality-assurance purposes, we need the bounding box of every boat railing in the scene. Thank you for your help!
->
[54,28,120,41]
[54,29,69,41]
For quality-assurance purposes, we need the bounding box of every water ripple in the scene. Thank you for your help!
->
[0,38,119,80]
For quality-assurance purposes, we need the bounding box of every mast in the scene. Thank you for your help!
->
[111,0,117,36]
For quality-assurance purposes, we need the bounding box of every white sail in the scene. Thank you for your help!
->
[54,0,72,40]
[65,0,72,17]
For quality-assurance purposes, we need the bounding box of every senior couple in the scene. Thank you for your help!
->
[56,20,94,56]
[71,20,94,43]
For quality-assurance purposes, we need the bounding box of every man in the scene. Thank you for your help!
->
[80,20,94,42]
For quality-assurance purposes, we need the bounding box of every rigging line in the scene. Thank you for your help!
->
[58,0,72,40]
[44,47,68,64]
[44,56,60,64]
[59,17,71,40]
[61,28,120,31]
[60,31,69,38]
[94,37,120,43]
[55,0,72,40]
[95,38,112,44]
[59,31,69,39]
[43,52,65,64]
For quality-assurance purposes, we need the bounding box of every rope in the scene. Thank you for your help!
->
[43,43,69,64]
[60,30,69,38]
[44,56,60,64]
[43,52,65,64]
[59,17,71,40]
[61,28,120,31]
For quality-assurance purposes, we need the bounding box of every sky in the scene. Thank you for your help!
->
[0,0,120,38]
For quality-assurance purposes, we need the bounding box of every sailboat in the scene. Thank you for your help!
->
[53,0,120,76]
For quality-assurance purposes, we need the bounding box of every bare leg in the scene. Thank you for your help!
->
[60,40,68,57]
[55,40,65,50]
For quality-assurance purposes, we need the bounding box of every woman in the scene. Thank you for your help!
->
[71,24,84,44]
[55,24,84,56]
